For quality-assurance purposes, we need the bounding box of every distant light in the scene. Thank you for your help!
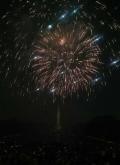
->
[72,6,81,15]
[94,77,101,83]
[109,59,120,68]
[50,87,56,93]
[92,77,101,85]
[74,81,77,84]
[61,14,66,18]
[110,59,120,66]
[33,56,42,60]
[60,71,65,75]
[93,35,103,43]
[60,14,66,19]
[59,12,68,20]
[47,24,53,30]
[33,56,38,60]
[36,88,40,91]
[112,61,118,65]
[72,8,79,14]
[59,38,66,46]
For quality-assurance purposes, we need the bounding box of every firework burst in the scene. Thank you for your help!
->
[0,0,120,99]
[32,23,101,97]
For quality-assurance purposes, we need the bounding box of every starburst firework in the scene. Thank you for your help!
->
[0,0,120,99]
[32,23,101,97]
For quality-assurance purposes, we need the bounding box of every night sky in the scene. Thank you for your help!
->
[0,0,120,132]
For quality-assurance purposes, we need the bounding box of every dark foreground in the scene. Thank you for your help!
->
[0,117,120,165]
[0,133,120,165]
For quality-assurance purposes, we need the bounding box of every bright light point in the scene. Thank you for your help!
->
[111,60,119,65]
[74,81,77,84]
[72,8,78,14]
[112,61,118,65]
[72,6,81,15]
[60,71,64,75]
[94,77,101,83]
[36,88,40,91]
[59,38,66,46]
[60,14,66,19]
[92,77,102,86]
[59,12,68,20]
[110,59,120,66]
[33,56,39,60]
[50,87,56,93]
[33,56,42,60]
[47,24,53,30]
[93,35,103,43]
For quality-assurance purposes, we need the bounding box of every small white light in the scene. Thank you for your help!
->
[50,87,56,93]
[74,81,77,84]
[73,9,78,14]
[59,13,67,20]
[36,88,40,91]
[111,60,119,65]
[33,56,38,60]
[94,77,101,83]
[93,35,103,43]
[61,72,64,74]
[47,24,53,30]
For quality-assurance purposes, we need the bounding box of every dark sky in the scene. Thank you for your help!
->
[0,0,120,131]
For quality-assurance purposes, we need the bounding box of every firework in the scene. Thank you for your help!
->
[32,23,101,97]
[0,0,119,99]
